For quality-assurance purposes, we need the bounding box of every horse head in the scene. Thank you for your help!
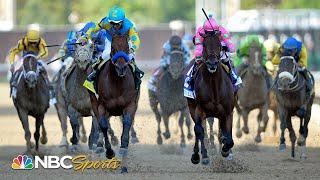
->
[111,33,130,77]
[248,41,264,75]
[74,38,94,70]
[200,30,222,73]
[168,47,185,80]
[22,53,39,88]
[277,56,298,90]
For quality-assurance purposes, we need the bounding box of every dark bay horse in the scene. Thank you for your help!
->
[186,30,235,165]
[236,42,269,143]
[89,32,139,173]
[275,55,314,159]
[11,54,49,153]
[148,48,193,147]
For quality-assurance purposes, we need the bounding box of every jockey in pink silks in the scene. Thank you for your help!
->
[184,18,242,98]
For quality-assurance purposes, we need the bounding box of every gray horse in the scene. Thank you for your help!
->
[52,61,88,147]
[148,49,193,147]
[61,38,109,151]
[236,42,270,143]
[11,54,49,154]
[276,56,314,159]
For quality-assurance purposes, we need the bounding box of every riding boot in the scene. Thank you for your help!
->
[223,60,243,88]
[87,57,101,82]
[133,64,144,90]
[296,68,313,117]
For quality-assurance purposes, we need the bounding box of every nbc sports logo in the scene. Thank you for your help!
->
[11,155,33,170]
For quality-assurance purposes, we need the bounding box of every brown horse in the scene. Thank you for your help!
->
[275,55,314,158]
[89,32,139,173]
[11,54,50,153]
[186,30,235,165]
[235,41,269,143]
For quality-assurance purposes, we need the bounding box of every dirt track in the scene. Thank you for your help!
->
[0,77,320,180]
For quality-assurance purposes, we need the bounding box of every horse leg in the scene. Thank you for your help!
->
[119,107,135,173]
[193,107,209,165]
[34,114,44,151]
[220,114,234,159]
[97,105,114,160]
[79,117,87,143]
[40,120,48,144]
[273,109,279,135]
[67,106,80,149]
[107,118,119,146]
[55,103,68,147]
[286,117,296,158]
[260,103,269,133]
[17,108,32,153]
[278,106,287,152]
[235,102,243,138]
[242,109,249,134]
[178,110,186,148]
[162,114,171,139]
[185,110,193,140]
[130,118,139,144]
[300,104,312,159]
[207,117,217,154]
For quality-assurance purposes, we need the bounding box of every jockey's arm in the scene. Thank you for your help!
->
[299,45,308,68]
[160,43,170,68]
[37,38,49,60]
[182,43,190,65]
[86,22,105,39]
[272,51,281,65]
[128,27,140,51]
[8,39,24,64]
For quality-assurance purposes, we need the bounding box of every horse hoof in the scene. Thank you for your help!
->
[236,130,242,138]
[111,136,119,146]
[191,153,200,164]
[106,149,115,159]
[255,135,262,143]
[279,143,286,152]
[300,153,307,160]
[40,136,48,144]
[70,145,80,153]
[30,142,35,149]
[157,136,163,145]
[131,137,139,144]
[81,135,87,143]
[180,142,186,148]
[187,133,193,140]
[221,149,230,158]
[242,127,249,134]
[227,152,234,160]
[121,167,128,173]
[297,136,305,146]
[59,137,69,147]
[163,132,171,139]
[201,158,210,165]
[95,147,105,154]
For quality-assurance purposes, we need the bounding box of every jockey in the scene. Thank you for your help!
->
[84,6,144,90]
[234,35,271,88]
[263,38,280,71]
[148,35,190,92]
[8,29,56,104]
[272,37,313,114]
[193,17,242,88]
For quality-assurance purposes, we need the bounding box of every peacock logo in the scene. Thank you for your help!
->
[11,155,33,170]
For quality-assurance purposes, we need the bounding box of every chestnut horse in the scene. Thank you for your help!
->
[89,32,139,173]
[186,30,235,165]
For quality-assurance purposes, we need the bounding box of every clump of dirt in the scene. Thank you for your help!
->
[236,143,260,152]
[158,144,184,155]
[205,156,249,173]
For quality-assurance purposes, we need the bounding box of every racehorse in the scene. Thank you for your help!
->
[148,47,193,147]
[275,55,314,158]
[62,38,108,152]
[186,30,235,165]
[235,41,269,143]
[89,32,140,173]
[11,54,49,153]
